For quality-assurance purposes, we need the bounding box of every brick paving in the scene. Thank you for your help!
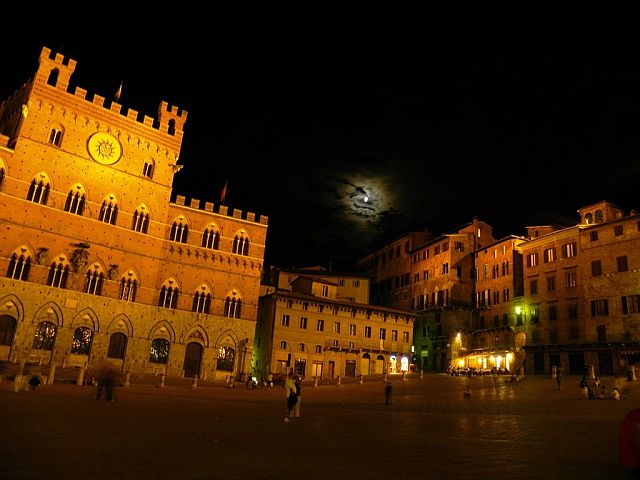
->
[0,373,638,480]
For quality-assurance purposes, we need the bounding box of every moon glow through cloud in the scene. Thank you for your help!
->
[327,174,394,227]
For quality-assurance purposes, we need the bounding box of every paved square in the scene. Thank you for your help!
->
[0,374,637,480]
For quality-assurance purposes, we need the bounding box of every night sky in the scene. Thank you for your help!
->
[3,3,640,270]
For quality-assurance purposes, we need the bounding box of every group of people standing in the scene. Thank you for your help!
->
[579,374,621,400]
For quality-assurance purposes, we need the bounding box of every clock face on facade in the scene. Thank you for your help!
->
[87,132,122,165]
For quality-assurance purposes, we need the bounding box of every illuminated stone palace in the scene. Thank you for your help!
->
[0,47,267,383]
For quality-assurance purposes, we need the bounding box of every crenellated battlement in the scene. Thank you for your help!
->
[32,46,187,140]
[172,195,269,225]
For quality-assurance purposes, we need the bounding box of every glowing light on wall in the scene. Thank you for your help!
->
[401,356,409,372]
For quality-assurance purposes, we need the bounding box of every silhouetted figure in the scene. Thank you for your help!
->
[29,375,41,391]
[293,375,302,418]
[96,366,117,402]
[284,371,298,422]
[556,369,563,390]
[384,381,392,406]
[463,386,471,398]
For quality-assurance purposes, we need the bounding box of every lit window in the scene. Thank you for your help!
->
[217,346,235,371]
[150,338,170,364]
[32,321,57,351]
[71,327,93,355]
[544,247,556,263]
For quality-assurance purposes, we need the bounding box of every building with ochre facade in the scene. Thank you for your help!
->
[254,266,415,380]
[0,47,267,383]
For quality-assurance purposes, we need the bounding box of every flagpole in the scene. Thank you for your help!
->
[220,181,228,206]
[114,81,123,102]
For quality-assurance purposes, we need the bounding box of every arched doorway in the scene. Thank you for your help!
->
[0,315,17,347]
[183,342,203,378]
[361,353,371,375]
[375,354,385,374]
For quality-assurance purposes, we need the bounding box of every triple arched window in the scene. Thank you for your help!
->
[132,206,150,233]
[159,281,179,309]
[7,250,31,281]
[84,266,105,295]
[27,176,50,205]
[232,231,250,256]
[64,184,86,215]
[201,224,220,250]
[192,286,212,314]
[47,260,70,288]
[118,274,138,302]
[99,196,118,225]
[224,292,242,318]
[170,218,189,243]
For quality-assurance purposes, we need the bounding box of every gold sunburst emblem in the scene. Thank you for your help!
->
[87,132,122,165]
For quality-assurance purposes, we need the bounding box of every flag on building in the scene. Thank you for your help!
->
[114,81,123,102]
[220,181,228,205]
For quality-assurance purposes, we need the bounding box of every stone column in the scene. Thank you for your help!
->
[76,365,85,385]
[48,362,57,385]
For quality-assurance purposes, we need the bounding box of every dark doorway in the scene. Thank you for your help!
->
[183,342,203,378]
[569,352,585,375]
[549,354,560,371]
[345,360,356,377]
[534,353,544,374]
[328,361,335,379]
[597,351,613,376]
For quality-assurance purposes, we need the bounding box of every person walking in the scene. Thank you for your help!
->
[556,368,563,390]
[384,381,392,406]
[283,371,298,422]
[293,375,302,419]
[96,365,117,402]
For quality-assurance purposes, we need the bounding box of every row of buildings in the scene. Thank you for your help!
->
[354,203,640,377]
[0,47,637,385]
